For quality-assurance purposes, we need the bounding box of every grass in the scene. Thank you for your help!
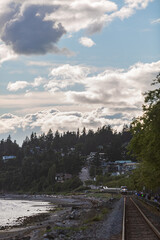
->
[83,207,109,224]
[85,191,121,200]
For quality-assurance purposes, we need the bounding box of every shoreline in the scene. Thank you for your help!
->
[0,193,122,240]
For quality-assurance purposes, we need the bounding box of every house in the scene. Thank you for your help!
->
[64,173,72,180]
[89,152,97,158]
[105,160,139,176]
[70,147,75,152]
[115,160,132,164]
[55,173,72,182]
[99,153,106,159]
[55,173,64,183]
[106,162,120,173]
[111,172,120,176]
[123,162,139,172]
[86,152,97,164]
[98,145,103,150]
[2,156,16,163]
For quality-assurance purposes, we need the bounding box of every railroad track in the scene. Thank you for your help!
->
[122,196,160,240]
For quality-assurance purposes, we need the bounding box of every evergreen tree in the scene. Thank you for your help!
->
[128,74,160,190]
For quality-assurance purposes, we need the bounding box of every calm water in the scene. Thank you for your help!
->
[0,199,51,227]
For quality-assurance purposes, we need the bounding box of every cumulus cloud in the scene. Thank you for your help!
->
[44,0,117,33]
[0,43,17,64]
[0,4,67,55]
[0,0,153,57]
[0,113,23,134]
[32,77,45,87]
[6,60,160,107]
[0,108,133,139]
[43,61,160,108]
[45,64,89,92]
[7,77,46,92]
[79,37,95,47]
[46,0,152,32]
[106,0,153,22]
[7,81,29,91]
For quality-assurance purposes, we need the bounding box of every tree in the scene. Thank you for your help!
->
[46,129,53,142]
[128,74,160,190]
[47,164,56,186]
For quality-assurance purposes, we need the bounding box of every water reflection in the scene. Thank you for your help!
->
[0,199,50,227]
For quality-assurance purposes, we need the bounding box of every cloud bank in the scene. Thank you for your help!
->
[0,108,134,144]
[6,60,160,107]
[2,60,160,143]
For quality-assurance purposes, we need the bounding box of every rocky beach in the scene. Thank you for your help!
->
[0,193,123,240]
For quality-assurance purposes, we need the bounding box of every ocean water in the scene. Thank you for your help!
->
[0,199,51,227]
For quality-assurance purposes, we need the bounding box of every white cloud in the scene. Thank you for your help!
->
[0,43,17,64]
[107,0,153,22]
[151,18,160,24]
[45,64,89,92]
[0,113,23,134]
[42,61,160,110]
[5,60,160,108]
[6,60,159,112]
[44,0,117,33]
[79,37,95,47]
[32,77,45,87]
[7,81,29,91]
[46,0,152,32]
[0,108,134,138]
[7,77,46,92]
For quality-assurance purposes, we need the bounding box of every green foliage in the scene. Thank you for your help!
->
[85,180,94,186]
[83,207,109,224]
[47,164,56,185]
[89,166,96,177]
[128,74,160,190]
[53,177,83,192]
[73,185,91,192]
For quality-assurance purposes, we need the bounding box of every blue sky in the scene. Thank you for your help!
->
[0,0,160,144]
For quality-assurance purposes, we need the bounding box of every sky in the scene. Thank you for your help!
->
[0,0,160,144]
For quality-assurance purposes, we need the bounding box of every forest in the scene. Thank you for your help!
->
[0,125,132,193]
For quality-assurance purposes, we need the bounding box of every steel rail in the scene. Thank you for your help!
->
[130,197,160,239]
[121,196,126,240]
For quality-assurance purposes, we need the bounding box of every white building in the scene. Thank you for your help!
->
[2,156,16,163]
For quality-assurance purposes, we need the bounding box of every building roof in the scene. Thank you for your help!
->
[2,156,16,160]
[115,160,132,164]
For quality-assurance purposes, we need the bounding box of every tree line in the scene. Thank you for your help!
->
[0,124,132,193]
